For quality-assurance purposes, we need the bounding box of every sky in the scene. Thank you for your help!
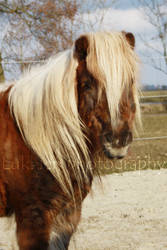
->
[106,0,141,9]
[81,0,167,87]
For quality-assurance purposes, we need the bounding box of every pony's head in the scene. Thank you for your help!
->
[8,31,141,194]
[75,31,140,159]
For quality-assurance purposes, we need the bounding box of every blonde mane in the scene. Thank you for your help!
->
[8,31,141,194]
[86,31,141,128]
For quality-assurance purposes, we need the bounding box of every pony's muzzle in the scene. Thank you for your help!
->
[102,131,132,159]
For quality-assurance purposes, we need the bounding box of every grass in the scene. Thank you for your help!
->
[98,112,167,175]
[140,114,167,137]
[142,90,167,96]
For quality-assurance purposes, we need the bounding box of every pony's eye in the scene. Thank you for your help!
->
[82,81,91,90]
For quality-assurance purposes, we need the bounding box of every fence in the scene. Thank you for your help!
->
[137,94,167,141]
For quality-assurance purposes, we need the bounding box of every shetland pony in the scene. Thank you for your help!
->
[0,31,141,249]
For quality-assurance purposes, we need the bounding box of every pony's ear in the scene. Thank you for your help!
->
[74,36,89,61]
[123,31,135,49]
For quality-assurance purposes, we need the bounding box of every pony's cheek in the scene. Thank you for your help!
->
[87,116,102,134]
[86,96,95,112]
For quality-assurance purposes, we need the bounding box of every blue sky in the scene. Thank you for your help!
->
[83,0,141,11]
[108,0,140,9]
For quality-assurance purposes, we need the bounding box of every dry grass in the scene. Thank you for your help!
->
[141,103,167,113]
[142,90,167,97]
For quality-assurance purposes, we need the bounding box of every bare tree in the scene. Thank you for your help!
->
[0,1,78,57]
[0,0,118,82]
[135,0,167,75]
[78,0,117,32]
[0,0,79,81]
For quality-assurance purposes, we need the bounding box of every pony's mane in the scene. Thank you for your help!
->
[8,31,141,194]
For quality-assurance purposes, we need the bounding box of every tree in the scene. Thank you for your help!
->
[0,0,82,81]
[136,0,167,75]
[0,0,79,81]
[0,0,116,82]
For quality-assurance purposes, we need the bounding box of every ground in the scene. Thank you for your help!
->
[70,169,167,250]
[0,170,167,250]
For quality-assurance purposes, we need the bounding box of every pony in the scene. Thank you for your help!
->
[0,31,141,250]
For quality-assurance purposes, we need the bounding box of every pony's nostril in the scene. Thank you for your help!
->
[121,131,133,146]
[105,132,113,142]
[117,155,124,159]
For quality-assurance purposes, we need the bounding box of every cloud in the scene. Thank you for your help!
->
[104,8,154,34]
[81,7,155,34]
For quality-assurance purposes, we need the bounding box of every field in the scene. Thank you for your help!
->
[142,90,167,96]
[98,90,167,175]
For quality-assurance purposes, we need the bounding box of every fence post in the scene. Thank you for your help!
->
[0,52,5,83]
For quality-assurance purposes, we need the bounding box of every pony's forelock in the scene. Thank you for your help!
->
[85,31,141,129]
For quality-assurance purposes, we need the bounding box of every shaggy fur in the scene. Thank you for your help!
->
[8,31,140,195]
